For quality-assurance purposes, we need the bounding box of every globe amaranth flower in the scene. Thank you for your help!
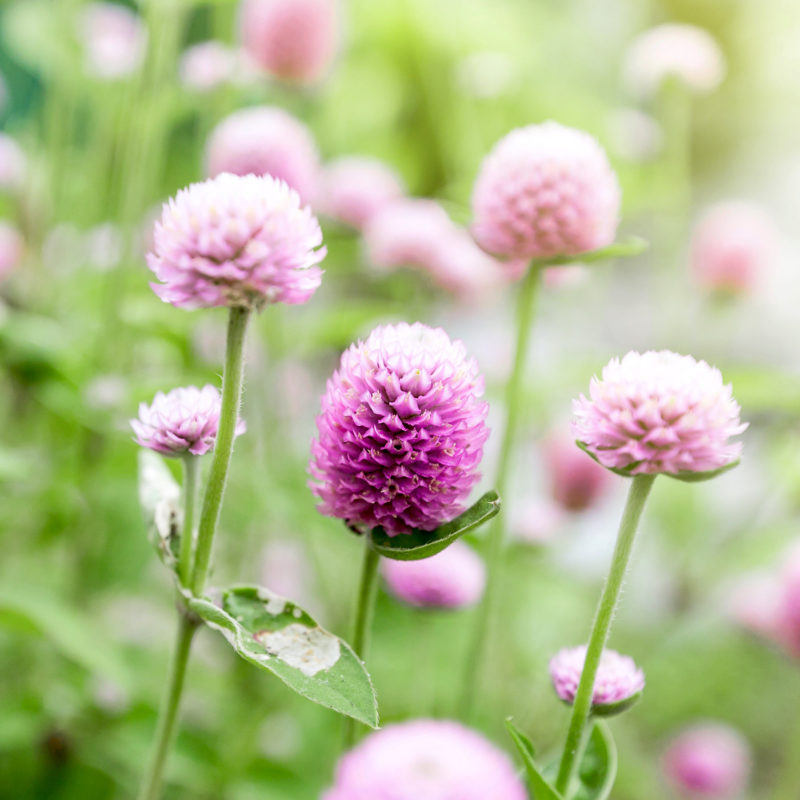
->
[147,172,325,311]
[572,351,746,476]
[309,322,489,536]
[549,645,645,713]
[471,121,620,261]
[240,0,339,85]
[691,202,776,293]
[323,719,526,800]
[544,433,611,512]
[623,24,725,98]
[131,385,245,457]
[662,723,751,799]
[381,541,486,609]
[206,106,320,203]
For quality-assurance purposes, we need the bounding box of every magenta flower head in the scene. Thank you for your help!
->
[317,156,405,230]
[323,719,526,800]
[206,106,319,203]
[544,433,611,512]
[549,645,644,715]
[381,541,486,609]
[572,351,746,477]
[471,121,620,261]
[691,202,776,294]
[309,322,489,536]
[131,385,245,458]
[662,723,751,798]
[147,173,325,311]
[240,0,339,85]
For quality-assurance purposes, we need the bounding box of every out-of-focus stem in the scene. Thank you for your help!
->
[178,455,199,588]
[773,689,800,800]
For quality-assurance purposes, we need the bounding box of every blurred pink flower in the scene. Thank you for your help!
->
[542,264,588,289]
[179,41,236,92]
[131,385,245,457]
[147,173,325,311]
[0,133,26,191]
[471,122,620,261]
[511,499,565,544]
[240,0,339,85]
[206,106,320,203]
[79,3,147,80]
[544,434,611,512]
[0,221,23,281]
[324,719,526,800]
[691,202,776,293]
[381,541,486,609]
[662,723,751,798]
[572,351,746,476]
[260,539,317,610]
[317,156,405,230]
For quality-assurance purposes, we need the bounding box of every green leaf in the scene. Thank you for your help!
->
[573,722,617,800]
[137,450,182,570]
[589,690,643,718]
[368,491,500,561]
[534,236,649,268]
[190,586,379,728]
[505,719,564,800]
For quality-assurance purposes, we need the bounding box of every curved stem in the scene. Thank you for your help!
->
[554,474,656,796]
[190,307,250,596]
[343,541,381,750]
[459,262,540,717]
[136,614,197,800]
[178,455,200,588]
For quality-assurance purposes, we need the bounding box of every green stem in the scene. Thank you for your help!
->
[773,690,800,800]
[459,262,540,717]
[178,456,200,588]
[554,474,656,796]
[343,541,381,749]
[191,307,250,596]
[136,614,197,800]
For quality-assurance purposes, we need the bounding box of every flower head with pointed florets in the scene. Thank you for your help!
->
[323,719,527,800]
[147,173,325,311]
[309,322,489,537]
[572,351,746,477]
[549,645,645,713]
[131,385,245,457]
[471,121,620,261]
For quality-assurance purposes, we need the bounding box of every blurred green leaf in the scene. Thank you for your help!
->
[573,722,617,800]
[535,236,649,268]
[505,718,563,800]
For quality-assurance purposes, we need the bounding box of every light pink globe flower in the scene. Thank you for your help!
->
[691,202,776,293]
[572,351,746,477]
[317,157,405,230]
[131,385,245,457]
[179,41,236,92]
[624,24,725,98]
[240,0,339,85]
[662,723,751,798]
[79,3,147,80]
[323,719,527,800]
[206,106,320,203]
[0,221,23,281]
[147,173,325,311]
[544,433,611,512]
[0,133,26,191]
[381,541,486,609]
[549,645,645,711]
[471,121,620,261]
[309,322,489,537]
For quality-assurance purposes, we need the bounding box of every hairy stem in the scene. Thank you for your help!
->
[178,455,199,588]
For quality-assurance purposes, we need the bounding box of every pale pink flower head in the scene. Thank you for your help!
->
[471,122,620,261]
[323,719,526,800]
[206,106,320,203]
[691,202,776,293]
[624,24,725,98]
[662,723,751,798]
[147,173,325,311]
[549,645,645,714]
[317,157,405,230]
[381,541,486,609]
[179,41,236,92]
[0,134,26,191]
[545,433,611,512]
[0,221,23,281]
[131,385,245,457]
[79,3,147,80]
[309,322,489,537]
[572,351,746,477]
[240,0,339,85]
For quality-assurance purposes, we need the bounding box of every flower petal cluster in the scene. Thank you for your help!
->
[310,322,489,536]
[549,645,644,709]
[131,385,245,457]
[572,351,746,476]
[471,121,620,260]
[381,541,486,609]
[323,719,527,800]
[206,106,319,202]
[147,173,325,311]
